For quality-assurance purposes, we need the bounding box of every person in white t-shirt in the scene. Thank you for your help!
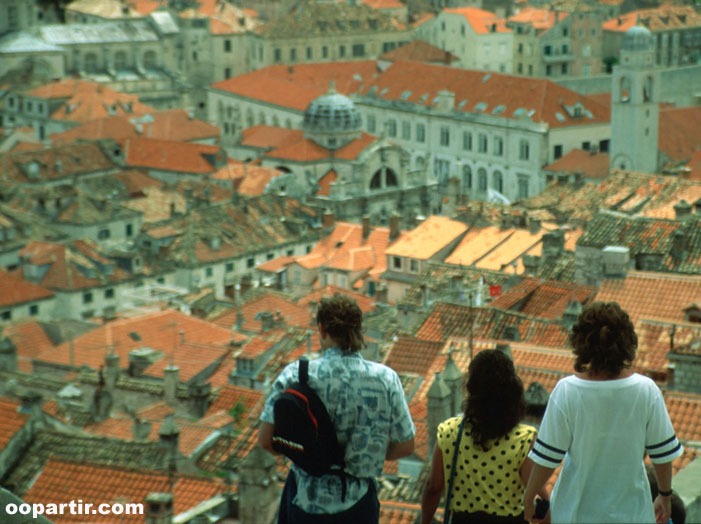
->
[523,301,683,524]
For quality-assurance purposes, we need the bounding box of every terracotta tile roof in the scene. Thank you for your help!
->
[297,285,376,313]
[256,255,295,273]
[361,0,405,9]
[386,216,468,260]
[125,0,166,15]
[317,169,337,196]
[113,169,163,195]
[444,225,541,270]
[120,137,223,174]
[36,309,232,379]
[445,7,511,34]
[0,267,53,307]
[383,335,444,376]
[664,391,701,443]
[47,85,153,124]
[489,278,597,319]
[380,501,428,524]
[603,6,701,33]
[206,384,264,423]
[9,141,44,152]
[507,7,569,33]
[379,40,459,64]
[236,165,283,196]
[0,397,29,451]
[544,149,610,180]
[136,401,174,421]
[594,272,701,324]
[179,0,259,34]
[687,151,701,181]
[634,319,700,377]
[0,142,116,184]
[237,293,311,332]
[3,320,56,364]
[23,458,228,522]
[412,12,435,28]
[659,106,701,162]
[50,115,137,144]
[18,240,133,292]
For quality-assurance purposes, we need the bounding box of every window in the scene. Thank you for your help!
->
[352,44,365,57]
[286,249,294,256]
[518,43,523,54]
[478,168,487,191]
[393,256,402,270]
[599,139,609,153]
[546,65,552,76]
[105,288,114,299]
[26,101,33,112]
[492,171,504,193]
[582,141,590,151]
[83,292,93,304]
[544,45,552,56]
[554,144,563,159]
[143,50,157,69]
[410,259,419,272]
[290,48,297,61]
[461,25,465,36]
[517,63,523,74]
[478,133,488,153]
[561,63,568,74]
[518,176,529,199]
[125,223,133,237]
[322,46,328,58]
[528,64,533,75]
[440,127,450,147]
[494,137,504,156]
[274,48,281,62]
[463,131,472,151]
[367,114,376,133]
[387,119,397,137]
[435,159,450,184]
[8,6,18,27]
[247,257,255,268]
[225,262,234,272]
[462,165,472,189]
[519,140,530,160]
[563,27,569,37]
[1,310,10,321]
[98,229,110,240]
[306,46,312,59]
[267,253,274,260]
[224,39,231,52]
[29,304,39,316]
[401,121,411,140]
[416,123,426,143]
[225,67,232,79]
[205,267,213,277]
[339,45,345,58]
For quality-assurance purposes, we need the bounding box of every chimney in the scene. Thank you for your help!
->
[164,366,179,406]
[104,352,119,391]
[144,493,173,524]
[542,229,565,258]
[18,390,42,414]
[528,216,541,234]
[674,199,692,219]
[133,418,152,441]
[259,311,274,332]
[362,215,371,240]
[237,446,280,524]
[189,381,211,418]
[322,209,335,229]
[522,254,540,276]
[159,415,180,463]
[389,213,400,241]
[426,372,451,457]
[562,300,582,328]
[375,284,388,304]
[602,246,630,278]
[524,382,549,418]
[503,325,520,341]
[671,231,686,261]
[500,211,513,230]
[442,353,463,417]
[0,335,18,372]
[436,89,455,113]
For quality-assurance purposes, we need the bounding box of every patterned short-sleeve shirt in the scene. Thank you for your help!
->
[437,416,536,517]
[260,347,415,514]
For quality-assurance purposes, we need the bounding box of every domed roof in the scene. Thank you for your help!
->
[303,84,362,134]
[622,25,653,52]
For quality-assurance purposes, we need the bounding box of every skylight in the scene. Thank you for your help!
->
[400,90,412,99]
[513,107,527,117]
[474,102,487,112]
[482,73,492,83]
[379,87,389,96]
[419,93,428,102]
[492,104,506,115]
[457,100,467,108]
[555,112,566,122]
[432,96,440,104]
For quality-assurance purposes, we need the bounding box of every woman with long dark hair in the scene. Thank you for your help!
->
[421,349,548,524]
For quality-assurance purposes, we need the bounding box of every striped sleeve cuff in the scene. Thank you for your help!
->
[529,438,566,467]
[646,435,683,463]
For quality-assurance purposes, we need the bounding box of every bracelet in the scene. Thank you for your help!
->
[658,488,673,497]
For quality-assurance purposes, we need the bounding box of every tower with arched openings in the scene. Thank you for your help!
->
[609,25,660,174]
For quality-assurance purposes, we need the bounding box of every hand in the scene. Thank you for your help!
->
[523,495,536,522]
[653,495,671,524]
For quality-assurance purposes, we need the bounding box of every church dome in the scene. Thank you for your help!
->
[303,85,362,135]
[622,25,653,52]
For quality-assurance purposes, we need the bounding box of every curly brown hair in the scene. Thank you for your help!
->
[570,301,637,378]
[315,293,365,353]
[463,349,525,450]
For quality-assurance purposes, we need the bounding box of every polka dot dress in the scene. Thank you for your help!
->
[437,417,536,516]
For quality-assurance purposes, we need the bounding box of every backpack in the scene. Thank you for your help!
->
[271,359,346,477]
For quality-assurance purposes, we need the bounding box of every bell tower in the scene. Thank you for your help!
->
[609,25,659,174]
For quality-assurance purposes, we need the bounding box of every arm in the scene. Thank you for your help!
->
[386,437,415,460]
[523,463,555,522]
[258,421,276,455]
[652,461,672,524]
[420,443,445,524]
[520,435,550,501]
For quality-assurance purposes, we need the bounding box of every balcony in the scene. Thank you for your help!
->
[542,52,575,63]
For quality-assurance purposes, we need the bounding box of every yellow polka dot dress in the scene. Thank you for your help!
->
[437,416,536,517]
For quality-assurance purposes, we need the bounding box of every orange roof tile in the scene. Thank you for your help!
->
[412,12,435,28]
[634,318,700,377]
[508,7,569,32]
[257,255,296,273]
[659,106,701,162]
[317,169,337,196]
[50,115,137,145]
[121,137,222,174]
[113,169,163,195]
[207,384,264,421]
[544,149,611,180]
[379,40,458,65]
[594,272,701,324]
[212,293,312,333]
[603,6,701,33]
[236,165,283,196]
[444,225,516,266]
[23,458,228,522]
[445,7,512,34]
[386,216,468,260]
[489,278,597,319]
[664,391,701,443]
[0,397,30,451]
[36,309,232,379]
[0,267,53,307]
[361,0,404,9]
[384,335,444,376]
[687,151,701,181]
[297,285,376,313]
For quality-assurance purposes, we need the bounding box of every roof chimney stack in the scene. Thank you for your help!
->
[322,209,335,229]
[389,212,400,241]
[362,215,371,240]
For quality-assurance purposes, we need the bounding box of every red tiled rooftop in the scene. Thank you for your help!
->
[383,335,444,376]
[508,7,569,32]
[297,285,376,313]
[664,391,701,442]
[445,7,511,34]
[603,6,701,33]
[207,384,264,423]
[544,149,610,180]
[379,40,458,64]
[0,268,53,307]
[120,137,222,174]
[0,398,30,451]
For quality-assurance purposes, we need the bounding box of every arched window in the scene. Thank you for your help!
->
[114,51,128,71]
[619,76,631,103]
[285,119,292,128]
[492,171,504,193]
[462,165,472,189]
[272,115,280,127]
[258,112,266,125]
[370,170,382,189]
[385,168,398,187]
[478,168,488,191]
[643,75,653,102]
[84,53,98,73]
[246,109,254,127]
[276,165,292,174]
[416,156,425,171]
[227,105,234,118]
[143,50,157,70]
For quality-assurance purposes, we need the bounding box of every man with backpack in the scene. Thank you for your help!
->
[258,293,415,523]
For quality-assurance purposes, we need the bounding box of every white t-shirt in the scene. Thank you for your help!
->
[529,373,682,524]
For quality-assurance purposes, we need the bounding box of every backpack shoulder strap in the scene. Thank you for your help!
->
[298,359,309,385]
